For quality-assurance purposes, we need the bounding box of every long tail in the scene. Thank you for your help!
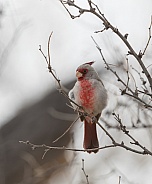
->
[83,119,99,153]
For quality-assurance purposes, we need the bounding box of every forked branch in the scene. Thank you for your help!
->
[60,0,152,91]
[91,36,152,109]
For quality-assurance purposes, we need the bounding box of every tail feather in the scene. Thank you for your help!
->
[83,119,99,153]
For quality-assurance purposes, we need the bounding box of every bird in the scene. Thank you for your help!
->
[69,62,107,153]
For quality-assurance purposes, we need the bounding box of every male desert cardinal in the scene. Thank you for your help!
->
[69,62,107,153]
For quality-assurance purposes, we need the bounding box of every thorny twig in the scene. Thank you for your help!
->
[60,0,152,91]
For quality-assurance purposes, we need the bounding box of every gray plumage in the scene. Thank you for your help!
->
[69,62,108,153]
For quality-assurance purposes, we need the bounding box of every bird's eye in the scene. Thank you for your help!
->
[83,69,87,74]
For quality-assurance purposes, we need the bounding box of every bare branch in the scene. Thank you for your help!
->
[91,36,152,109]
[52,116,79,143]
[131,66,148,91]
[112,112,152,155]
[94,27,106,33]
[125,58,130,92]
[47,31,53,66]
[21,112,152,157]
[42,148,50,159]
[121,91,152,109]
[19,137,152,156]
[91,36,134,93]
[101,117,152,130]
[82,159,89,184]
[137,89,152,98]
[37,11,152,158]
[60,1,152,91]
[60,0,91,19]
[97,121,115,144]
[142,15,152,56]
[19,140,114,153]
[39,32,81,109]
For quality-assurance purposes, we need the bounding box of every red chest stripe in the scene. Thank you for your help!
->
[79,80,95,110]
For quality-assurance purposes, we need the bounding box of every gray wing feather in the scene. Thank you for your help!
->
[68,90,75,101]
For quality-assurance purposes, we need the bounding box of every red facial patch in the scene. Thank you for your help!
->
[79,79,95,111]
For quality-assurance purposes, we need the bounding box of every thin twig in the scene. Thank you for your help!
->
[127,65,138,94]
[91,36,152,109]
[142,15,152,56]
[131,66,148,91]
[37,13,152,157]
[52,116,79,143]
[19,140,113,153]
[91,36,134,94]
[47,31,53,66]
[94,27,106,33]
[42,149,50,159]
[125,58,130,92]
[60,0,152,91]
[97,121,115,144]
[122,91,152,108]
[19,138,152,156]
[101,117,152,130]
[112,113,152,155]
[138,89,152,98]
[39,32,81,109]
[91,1,103,15]
[82,159,89,184]
[60,0,90,19]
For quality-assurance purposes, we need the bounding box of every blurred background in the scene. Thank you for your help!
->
[0,0,152,183]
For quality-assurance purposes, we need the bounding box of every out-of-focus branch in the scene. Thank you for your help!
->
[118,176,121,184]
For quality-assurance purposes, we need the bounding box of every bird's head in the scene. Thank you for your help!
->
[76,61,99,81]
